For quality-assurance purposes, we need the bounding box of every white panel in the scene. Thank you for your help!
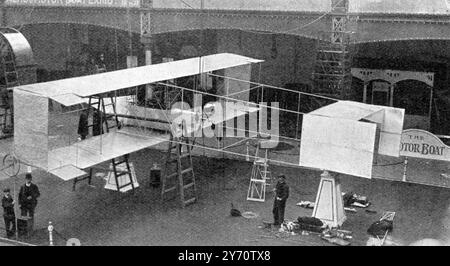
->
[299,115,376,179]
[363,109,385,124]
[310,101,380,121]
[310,101,405,158]
[50,93,86,106]
[14,89,48,169]
[47,128,170,171]
[314,180,334,221]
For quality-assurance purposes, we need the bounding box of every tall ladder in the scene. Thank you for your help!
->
[247,140,274,202]
[312,0,355,100]
[72,94,136,192]
[0,45,19,137]
[161,132,197,207]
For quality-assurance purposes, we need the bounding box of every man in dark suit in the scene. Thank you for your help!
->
[273,175,289,226]
[78,110,89,140]
[18,174,40,219]
[2,188,16,238]
[93,110,105,136]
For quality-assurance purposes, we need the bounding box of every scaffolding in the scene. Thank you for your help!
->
[0,32,20,137]
[312,0,356,100]
[0,28,36,138]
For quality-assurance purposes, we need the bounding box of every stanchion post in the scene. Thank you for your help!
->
[246,141,250,161]
[402,157,408,182]
[14,174,18,241]
[48,221,54,246]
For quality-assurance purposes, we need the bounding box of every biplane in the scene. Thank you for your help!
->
[12,53,262,198]
[10,51,406,214]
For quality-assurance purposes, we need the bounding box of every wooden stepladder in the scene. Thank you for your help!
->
[161,132,197,207]
[105,154,138,193]
[247,140,274,202]
[73,94,137,192]
[86,95,120,134]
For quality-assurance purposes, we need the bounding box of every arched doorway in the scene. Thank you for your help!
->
[352,68,434,130]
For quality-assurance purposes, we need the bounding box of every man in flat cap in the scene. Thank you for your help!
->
[2,188,16,238]
[19,173,40,221]
[273,175,289,226]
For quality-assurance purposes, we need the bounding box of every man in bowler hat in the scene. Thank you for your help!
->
[18,173,40,219]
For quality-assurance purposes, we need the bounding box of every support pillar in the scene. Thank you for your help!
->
[389,83,395,107]
[363,82,368,103]
[0,2,6,27]
[312,171,346,228]
[141,36,153,66]
[141,35,153,99]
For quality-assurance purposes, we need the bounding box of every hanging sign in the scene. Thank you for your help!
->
[400,129,450,161]
[4,0,141,8]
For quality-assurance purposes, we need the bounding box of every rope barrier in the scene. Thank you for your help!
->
[0,236,35,246]
[52,228,68,242]
[373,161,405,167]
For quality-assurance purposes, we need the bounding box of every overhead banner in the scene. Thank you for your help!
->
[349,0,449,14]
[400,129,450,161]
[152,0,331,12]
[4,0,141,8]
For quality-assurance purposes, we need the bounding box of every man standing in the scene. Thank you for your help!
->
[92,110,105,136]
[78,109,89,140]
[18,173,40,219]
[273,175,289,226]
[2,188,16,238]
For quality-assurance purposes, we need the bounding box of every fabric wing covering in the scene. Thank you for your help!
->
[49,165,88,182]
[299,101,404,179]
[12,53,263,107]
[13,89,48,169]
[13,53,263,181]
